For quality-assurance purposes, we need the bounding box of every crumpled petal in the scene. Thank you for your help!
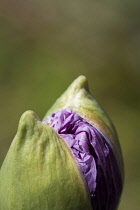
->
[44,108,122,210]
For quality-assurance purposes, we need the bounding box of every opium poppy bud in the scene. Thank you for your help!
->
[0,75,123,210]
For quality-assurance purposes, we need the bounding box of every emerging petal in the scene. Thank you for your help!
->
[44,108,122,210]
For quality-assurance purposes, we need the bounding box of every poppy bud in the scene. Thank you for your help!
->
[0,75,123,210]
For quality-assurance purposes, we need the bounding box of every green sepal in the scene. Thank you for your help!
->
[0,111,92,210]
[44,75,124,180]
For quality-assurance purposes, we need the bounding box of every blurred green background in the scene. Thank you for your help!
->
[0,0,140,209]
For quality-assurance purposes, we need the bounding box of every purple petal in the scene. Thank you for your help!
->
[44,108,122,210]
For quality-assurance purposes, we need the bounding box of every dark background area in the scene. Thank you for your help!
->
[0,1,140,209]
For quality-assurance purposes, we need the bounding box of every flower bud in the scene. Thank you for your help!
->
[0,75,123,210]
